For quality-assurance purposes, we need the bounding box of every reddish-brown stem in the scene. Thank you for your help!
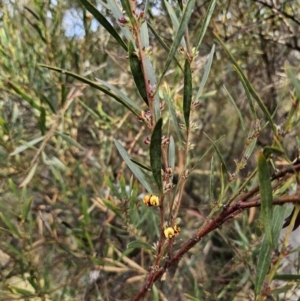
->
[132,163,300,301]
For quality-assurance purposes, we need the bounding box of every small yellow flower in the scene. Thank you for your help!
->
[143,194,159,207]
[173,225,181,235]
[164,227,175,239]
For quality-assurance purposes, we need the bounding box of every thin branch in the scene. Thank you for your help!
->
[132,161,300,300]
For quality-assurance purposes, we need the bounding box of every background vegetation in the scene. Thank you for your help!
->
[0,0,300,300]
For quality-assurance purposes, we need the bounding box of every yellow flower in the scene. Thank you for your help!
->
[164,227,175,239]
[143,194,159,206]
[173,225,181,235]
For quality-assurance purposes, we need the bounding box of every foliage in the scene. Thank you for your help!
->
[0,0,300,300]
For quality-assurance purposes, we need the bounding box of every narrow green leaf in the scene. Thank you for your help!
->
[164,92,183,145]
[258,151,273,247]
[79,0,128,51]
[114,139,154,194]
[39,64,139,116]
[127,240,153,251]
[78,98,105,119]
[128,41,148,106]
[195,44,215,102]
[9,286,33,297]
[158,0,196,86]
[203,132,228,178]
[244,137,257,159]
[273,274,300,281]
[183,59,192,129]
[287,68,300,100]
[254,205,286,295]
[223,85,246,132]
[214,33,275,132]
[56,132,85,150]
[271,204,286,248]
[150,119,163,192]
[6,81,41,111]
[0,212,21,238]
[81,196,90,225]
[9,136,45,156]
[38,107,46,134]
[130,159,152,172]
[195,0,217,51]
[0,117,9,134]
[263,146,284,159]
[193,136,224,168]
[147,22,183,71]
[164,0,186,48]
[95,78,142,111]
[8,179,19,198]
[22,196,33,222]
[254,239,271,296]
[102,200,123,219]
[168,136,176,172]
[19,163,38,188]
[209,156,214,202]
[104,176,122,199]
[233,66,256,118]
[140,21,149,48]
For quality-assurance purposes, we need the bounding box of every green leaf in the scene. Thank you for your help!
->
[214,33,275,132]
[130,159,152,172]
[158,0,196,86]
[203,132,228,179]
[128,41,148,106]
[263,146,284,159]
[183,59,192,129]
[6,81,41,111]
[0,116,9,134]
[271,204,286,249]
[147,22,183,71]
[22,196,33,222]
[104,176,121,199]
[258,151,273,247]
[56,132,85,150]
[81,196,90,225]
[195,0,217,51]
[79,0,127,51]
[164,0,186,48]
[95,77,142,111]
[103,200,123,219]
[164,91,183,145]
[150,118,163,192]
[223,85,246,133]
[273,274,300,281]
[168,136,176,172]
[114,139,154,194]
[0,212,21,238]
[254,205,286,295]
[127,240,153,251]
[9,286,33,297]
[8,179,19,198]
[195,44,215,102]
[233,66,256,118]
[140,21,149,48]
[244,138,257,159]
[9,136,45,156]
[209,156,214,202]
[287,67,300,101]
[39,64,139,116]
[19,163,38,188]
